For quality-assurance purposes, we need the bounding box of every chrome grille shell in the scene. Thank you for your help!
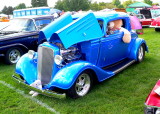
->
[38,46,54,85]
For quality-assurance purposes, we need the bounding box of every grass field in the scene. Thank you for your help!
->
[0,28,160,114]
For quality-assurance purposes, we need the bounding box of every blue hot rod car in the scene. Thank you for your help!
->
[13,12,148,99]
[0,15,54,64]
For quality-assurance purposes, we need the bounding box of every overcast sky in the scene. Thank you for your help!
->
[0,0,159,11]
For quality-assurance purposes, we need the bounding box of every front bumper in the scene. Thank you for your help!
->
[150,25,160,28]
[142,25,150,27]
[12,75,66,99]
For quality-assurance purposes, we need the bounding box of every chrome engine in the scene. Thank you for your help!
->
[60,46,82,64]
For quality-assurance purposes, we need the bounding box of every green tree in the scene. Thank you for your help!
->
[105,3,116,9]
[15,3,26,9]
[118,4,124,8]
[99,2,107,10]
[54,0,64,10]
[99,2,116,10]
[1,6,14,15]
[2,6,8,14]
[123,0,136,8]
[63,0,72,11]
[7,6,14,14]
[55,0,90,11]
[112,0,121,8]
[31,0,48,7]
[152,3,159,6]
[90,2,115,11]
[143,0,153,5]
[90,2,99,11]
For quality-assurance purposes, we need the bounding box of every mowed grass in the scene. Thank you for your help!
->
[0,28,160,114]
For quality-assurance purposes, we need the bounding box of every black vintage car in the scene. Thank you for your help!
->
[0,15,54,64]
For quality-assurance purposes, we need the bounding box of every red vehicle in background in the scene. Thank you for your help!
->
[136,14,152,27]
[145,80,160,114]
[135,9,153,27]
[150,17,160,31]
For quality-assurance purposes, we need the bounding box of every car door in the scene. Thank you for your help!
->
[97,19,129,68]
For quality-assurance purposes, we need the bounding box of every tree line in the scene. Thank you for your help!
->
[1,0,157,15]
[1,0,47,15]
[55,0,155,11]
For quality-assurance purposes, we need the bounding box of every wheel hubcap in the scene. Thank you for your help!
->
[9,49,21,63]
[75,73,91,96]
[138,46,143,61]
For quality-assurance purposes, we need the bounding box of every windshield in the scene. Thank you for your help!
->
[136,14,144,19]
[2,18,36,32]
[35,19,52,29]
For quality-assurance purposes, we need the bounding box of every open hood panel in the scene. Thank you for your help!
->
[38,13,73,42]
[49,13,103,49]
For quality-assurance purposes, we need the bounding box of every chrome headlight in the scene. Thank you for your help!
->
[27,50,35,59]
[54,55,63,65]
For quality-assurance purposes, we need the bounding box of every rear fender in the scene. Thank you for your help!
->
[128,38,148,60]
[47,61,114,89]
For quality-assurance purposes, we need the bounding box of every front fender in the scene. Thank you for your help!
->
[15,53,37,84]
[47,61,114,89]
[128,38,148,60]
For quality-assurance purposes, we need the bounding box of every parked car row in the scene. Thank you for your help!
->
[135,13,160,32]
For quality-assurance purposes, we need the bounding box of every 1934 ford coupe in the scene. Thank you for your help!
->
[13,12,148,99]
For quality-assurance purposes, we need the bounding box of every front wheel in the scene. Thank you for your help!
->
[66,71,93,99]
[137,44,145,63]
[155,28,160,32]
[144,107,157,114]
[5,47,23,64]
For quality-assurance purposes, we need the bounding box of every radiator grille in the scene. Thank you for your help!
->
[38,46,54,85]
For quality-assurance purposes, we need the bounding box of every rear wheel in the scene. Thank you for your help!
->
[137,44,145,63]
[155,28,160,32]
[5,47,23,64]
[66,71,93,99]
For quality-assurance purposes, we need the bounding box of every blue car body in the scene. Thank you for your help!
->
[14,12,148,98]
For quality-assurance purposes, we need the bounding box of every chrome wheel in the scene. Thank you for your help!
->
[138,45,144,62]
[75,73,91,96]
[8,49,21,64]
[67,71,92,98]
[138,46,143,60]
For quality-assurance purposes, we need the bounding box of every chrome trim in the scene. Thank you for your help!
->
[38,46,54,85]
[150,26,160,28]
[12,75,66,99]
[142,25,150,27]
[0,43,28,50]
[32,18,39,31]
[114,60,136,74]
